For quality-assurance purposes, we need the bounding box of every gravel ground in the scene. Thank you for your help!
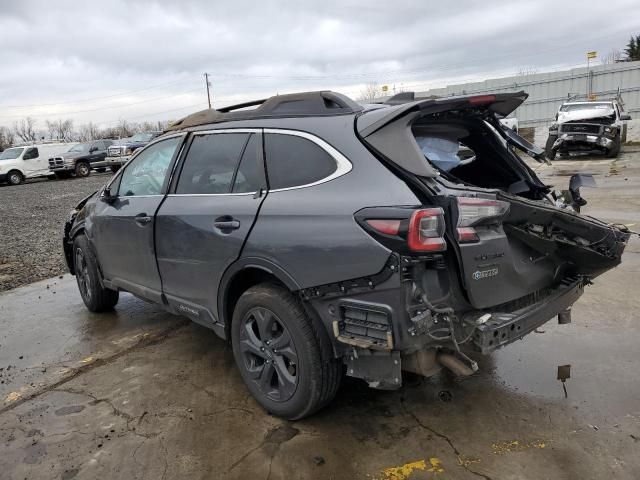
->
[0,173,111,291]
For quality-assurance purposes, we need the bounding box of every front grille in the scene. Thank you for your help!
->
[48,157,65,167]
[560,124,601,134]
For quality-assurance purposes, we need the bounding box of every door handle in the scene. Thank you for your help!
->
[214,217,240,231]
[135,213,152,225]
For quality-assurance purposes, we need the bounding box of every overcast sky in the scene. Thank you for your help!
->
[1,0,638,129]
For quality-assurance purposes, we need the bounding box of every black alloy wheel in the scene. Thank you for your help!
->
[238,306,299,402]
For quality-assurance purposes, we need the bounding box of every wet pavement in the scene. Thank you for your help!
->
[1,149,640,479]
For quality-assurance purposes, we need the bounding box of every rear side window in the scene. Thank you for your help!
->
[264,134,337,190]
[177,133,249,194]
[232,134,262,193]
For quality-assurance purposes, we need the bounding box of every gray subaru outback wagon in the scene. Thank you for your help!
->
[63,90,629,419]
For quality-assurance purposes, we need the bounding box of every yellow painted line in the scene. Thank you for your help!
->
[492,439,547,455]
[81,356,94,364]
[380,457,443,480]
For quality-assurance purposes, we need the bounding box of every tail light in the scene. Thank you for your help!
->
[362,207,446,253]
[408,208,446,252]
[456,197,510,243]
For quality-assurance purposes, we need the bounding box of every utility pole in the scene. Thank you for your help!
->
[204,73,212,109]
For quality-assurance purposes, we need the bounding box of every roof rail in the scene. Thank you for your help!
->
[167,90,363,131]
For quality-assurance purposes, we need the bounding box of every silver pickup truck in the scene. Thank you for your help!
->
[545,100,631,159]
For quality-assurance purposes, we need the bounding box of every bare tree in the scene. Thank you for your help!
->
[358,83,382,101]
[47,119,74,142]
[601,48,623,64]
[0,126,15,151]
[77,122,101,141]
[13,117,37,143]
[155,120,168,131]
[117,119,133,138]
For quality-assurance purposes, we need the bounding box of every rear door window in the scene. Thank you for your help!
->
[232,134,262,193]
[176,133,249,194]
[264,133,337,189]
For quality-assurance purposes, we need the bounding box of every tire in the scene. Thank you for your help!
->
[7,170,24,186]
[75,161,90,177]
[231,283,342,420]
[72,235,119,312]
[110,165,120,173]
[54,172,71,180]
[545,136,557,160]
[606,136,621,158]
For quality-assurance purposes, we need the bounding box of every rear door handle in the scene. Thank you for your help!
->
[135,213,152,225]
[214,217,240,230]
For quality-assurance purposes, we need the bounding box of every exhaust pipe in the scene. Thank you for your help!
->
[437,352,477,377]
[402,350,478,378]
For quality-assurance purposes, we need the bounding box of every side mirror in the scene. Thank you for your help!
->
[101,187,117,204]
[90,146,98,153]
[620,114,631,121]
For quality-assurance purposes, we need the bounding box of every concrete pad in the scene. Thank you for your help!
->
[1,152,640,479]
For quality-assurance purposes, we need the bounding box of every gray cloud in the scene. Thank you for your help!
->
[0,0,638,127]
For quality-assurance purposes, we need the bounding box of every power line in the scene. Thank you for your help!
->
[0,87,203,120]
[0,78,195,109]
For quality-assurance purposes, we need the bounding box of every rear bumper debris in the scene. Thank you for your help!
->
[472,278,584,354]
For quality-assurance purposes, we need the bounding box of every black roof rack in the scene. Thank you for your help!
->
[167,90,363,131]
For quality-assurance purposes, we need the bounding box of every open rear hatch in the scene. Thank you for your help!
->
[357,92,630,310]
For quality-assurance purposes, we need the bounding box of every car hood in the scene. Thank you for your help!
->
[63,150,87,159]
[557,107,615,124]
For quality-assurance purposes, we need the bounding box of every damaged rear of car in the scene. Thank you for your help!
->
[343,92,630,385]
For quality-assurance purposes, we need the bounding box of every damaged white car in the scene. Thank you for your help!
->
[545,100,631,159]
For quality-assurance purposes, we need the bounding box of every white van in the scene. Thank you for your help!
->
[0,143,76,185]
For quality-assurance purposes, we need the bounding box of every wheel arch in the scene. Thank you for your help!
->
[218,257,301,338]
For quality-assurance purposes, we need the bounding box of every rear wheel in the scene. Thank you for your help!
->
[73,235,119,312]
[231,284,341,420]
[110,165,120,173]
[75,161,90,177]
[7,170,24,185]
[545,136,557,160]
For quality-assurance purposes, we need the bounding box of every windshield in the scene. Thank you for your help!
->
[130,133,154,142]
[0,147,24,160]
[559,103,613,112]
[68,143,90,152]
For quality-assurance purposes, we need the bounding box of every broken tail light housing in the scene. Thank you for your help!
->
[357,207,447,254]
[408,208,446,252]
[456,197,510,243]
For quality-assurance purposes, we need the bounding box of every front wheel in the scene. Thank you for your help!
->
[7,170,24,186]
[75,162,90,177]
[606,136,621,158]
[231,284,341,420]
[73,235,119,312]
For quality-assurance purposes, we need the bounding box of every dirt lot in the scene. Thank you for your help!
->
[0,173,111,291]
[0,150,639,479]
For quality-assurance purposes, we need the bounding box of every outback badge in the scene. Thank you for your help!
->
[472,267,499,280]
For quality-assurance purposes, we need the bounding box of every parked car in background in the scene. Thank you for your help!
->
[48,139,114,178]
[545,100,631,159]
[0,143,76,185]
[63,91,629,419]
[100,132,161,172]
